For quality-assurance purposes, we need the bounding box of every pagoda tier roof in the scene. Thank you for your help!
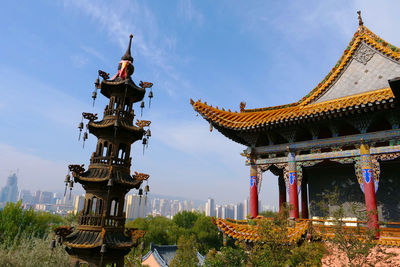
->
[88,120,145,141]
[101,77,145,102]
[75,167,142,189]
[191,25,400,133]
[64,229,134,249]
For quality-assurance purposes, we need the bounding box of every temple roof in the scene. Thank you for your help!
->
[142,243,205,267]
[213,217,308,242]
[213,217,400,246]
[191,24,400,132]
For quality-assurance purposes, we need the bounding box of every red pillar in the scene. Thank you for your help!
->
[288,152,299,219]
[250,164,258,218]
[360,142,379,237]
[278,173,286,214]
[301,176,309,219]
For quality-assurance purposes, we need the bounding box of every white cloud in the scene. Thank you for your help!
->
[0,66,88,128]
[178,0,204,25]
[61,0,189,97]
[0,143,71,192]
[81,45,106,62]
[70,54,89,68]
[153,119,245,166]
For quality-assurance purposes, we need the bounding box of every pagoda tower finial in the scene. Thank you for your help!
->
[121,34,134,62]
[357,10,364,27]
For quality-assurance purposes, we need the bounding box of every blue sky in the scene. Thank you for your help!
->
[1,0,400,206]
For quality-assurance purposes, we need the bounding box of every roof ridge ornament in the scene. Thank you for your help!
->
[357,10,364,27]
[240,101,246,112]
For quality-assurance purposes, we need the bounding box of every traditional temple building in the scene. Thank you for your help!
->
[142,243,205,267]
[55,35,152,266]
[191,12,400,242]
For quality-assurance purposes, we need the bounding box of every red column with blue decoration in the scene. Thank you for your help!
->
[360,141,379,236]
[288,151,299,219]
[250,164,258,218]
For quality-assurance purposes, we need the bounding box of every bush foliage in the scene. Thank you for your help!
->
[0,201,64,248]
[126,211,222,255]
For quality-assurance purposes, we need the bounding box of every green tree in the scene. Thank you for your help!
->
[126,216,177,250]
[170,235,199,267]
[205,246,247,267]
[172,211,200,229]
[312,189,395,267]
[192,215,222,255]
[0,201,63,248]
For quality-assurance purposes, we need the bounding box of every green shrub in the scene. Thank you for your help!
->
[0,201,63,248]
[0,236,69,267]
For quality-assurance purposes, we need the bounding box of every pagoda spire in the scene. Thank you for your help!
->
[121,34,134,62]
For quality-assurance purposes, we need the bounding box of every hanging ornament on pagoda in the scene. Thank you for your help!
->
[78,117,84,141]
[69,180,74,200]
[146,128,151,140]
[64,172,71,197]
[142,138,147,154]
[92,76,101,107]
[140,101,145,116]
[92,90,97,107]
[139,81,154,109]
[144,182,150,205]
[83,128,88,148]
[138,188,143,206]
[148,89,153,108]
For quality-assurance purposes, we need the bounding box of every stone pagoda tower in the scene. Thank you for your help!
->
[55,35,153,267]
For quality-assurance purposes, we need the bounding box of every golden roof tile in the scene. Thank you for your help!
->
[192,88,394,130]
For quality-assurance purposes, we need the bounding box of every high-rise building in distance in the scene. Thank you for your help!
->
[0,173,18,203]
[205,197,215,217]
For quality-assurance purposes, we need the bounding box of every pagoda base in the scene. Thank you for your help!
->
[67,247,129,267]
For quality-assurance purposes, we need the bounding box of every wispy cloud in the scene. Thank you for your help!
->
[153,119,245,166]
[0,65,88,127]
[178,0,204,25]
[0,143,70,192]
[61,0,189,96]
[81,45,106,62]
[70,54,89,68]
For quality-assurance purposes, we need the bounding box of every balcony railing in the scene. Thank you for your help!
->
[78,214,102,227]
[104,216,126,227]
[90,156,131,168]
[103,108,134,122]
[78,214,126,228]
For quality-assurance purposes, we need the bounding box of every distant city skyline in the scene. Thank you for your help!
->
[0,174,277,222]
[1,1,400,207]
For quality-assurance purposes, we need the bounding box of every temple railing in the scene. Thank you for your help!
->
[104,216,125,227]
[103,108,134,121]
[90,156,131,167]
[78,214,126,228]
[78,214,102,227]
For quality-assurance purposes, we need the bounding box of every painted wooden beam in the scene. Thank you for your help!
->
[246,129,400,155]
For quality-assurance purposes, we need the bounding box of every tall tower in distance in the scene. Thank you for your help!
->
[56,35,153,267]
[0,173,18,203]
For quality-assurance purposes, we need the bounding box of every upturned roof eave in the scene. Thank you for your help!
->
[190,24,400,132]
